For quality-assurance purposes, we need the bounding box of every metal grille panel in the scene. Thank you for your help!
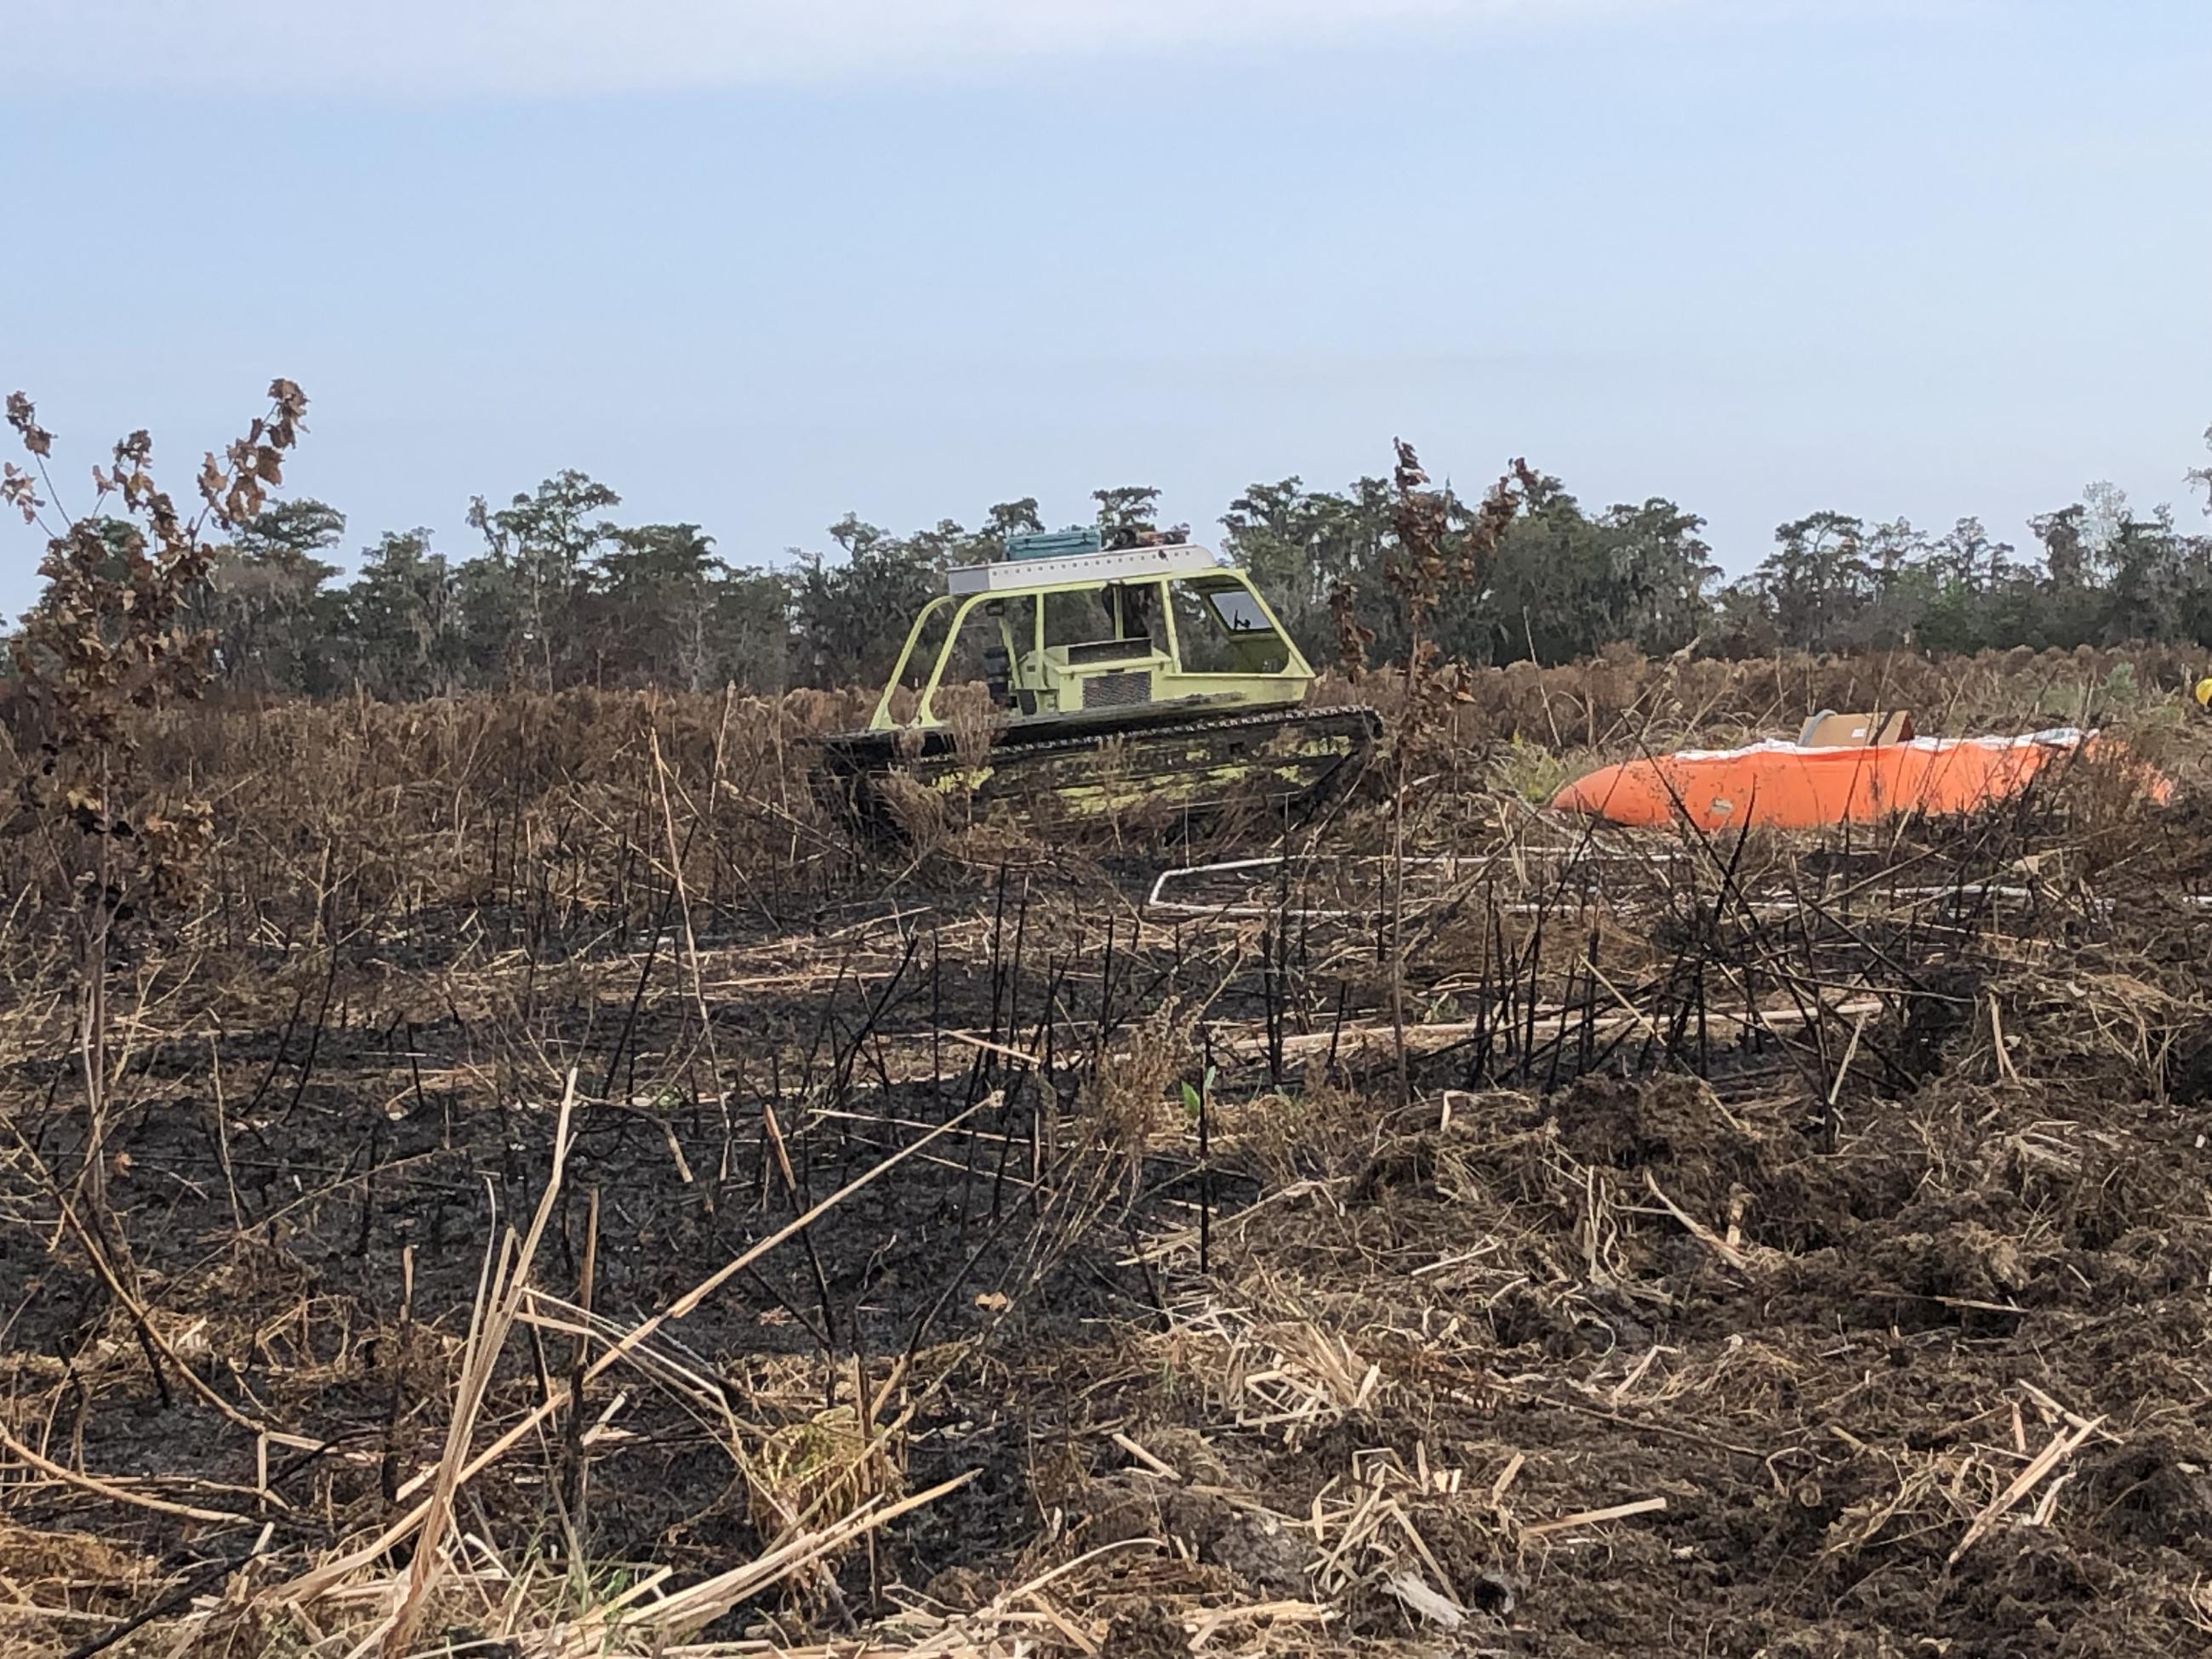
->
[1084,671,1153,710]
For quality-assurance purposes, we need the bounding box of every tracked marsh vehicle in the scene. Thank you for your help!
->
[820,527,1378,834]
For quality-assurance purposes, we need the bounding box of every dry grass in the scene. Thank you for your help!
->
[0,648,2207,1657]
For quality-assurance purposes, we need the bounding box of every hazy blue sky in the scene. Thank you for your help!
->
[3,0,2208,614]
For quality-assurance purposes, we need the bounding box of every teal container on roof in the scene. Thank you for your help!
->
[1005,527,1103,561]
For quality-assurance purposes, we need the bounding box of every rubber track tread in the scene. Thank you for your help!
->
[949,704,1377,763]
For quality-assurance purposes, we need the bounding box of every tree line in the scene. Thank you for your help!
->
[73,432,2212,700]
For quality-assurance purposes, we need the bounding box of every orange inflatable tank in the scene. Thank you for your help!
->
[1550,727,2168,832]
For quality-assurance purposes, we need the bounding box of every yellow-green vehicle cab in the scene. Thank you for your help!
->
[820,527,1378,833]
[865,540,1314,733]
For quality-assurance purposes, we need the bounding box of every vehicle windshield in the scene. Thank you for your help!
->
[1174,576,1291,674]
[1204,584,1274,635]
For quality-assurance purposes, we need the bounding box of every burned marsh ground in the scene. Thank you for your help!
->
[4,656,2212,1657]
